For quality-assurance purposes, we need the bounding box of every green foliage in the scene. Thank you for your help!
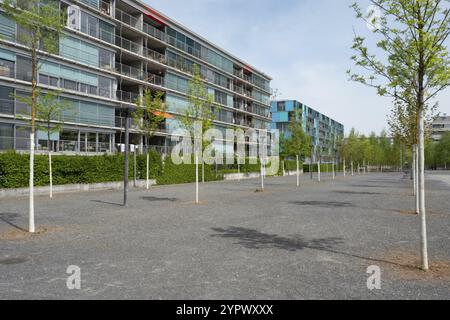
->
[132,90,167,143]
[156,156,222,185]
[179,64,217,145]
[282,113,312,160]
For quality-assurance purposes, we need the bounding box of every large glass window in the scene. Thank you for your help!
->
[0,86,14,115]
[0,122,14,150]
[0,13,15,41]
[15,91,31,116]
[16,56,32,82]
[98,76,112,98]
[0,58,14,78]
[99,48,114,69]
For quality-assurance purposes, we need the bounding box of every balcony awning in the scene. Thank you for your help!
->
[152,111,174,119]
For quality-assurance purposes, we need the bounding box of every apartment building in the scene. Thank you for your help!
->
[0,0,272,154]
[431,114,450,141]
[271,100,344,162]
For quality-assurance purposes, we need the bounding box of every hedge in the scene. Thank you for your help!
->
[156,156,223,185]
[0,151,162,189]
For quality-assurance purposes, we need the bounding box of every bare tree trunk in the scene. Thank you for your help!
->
[418,112,429,271]
[415,144,419,215]
[123,114,129,207]
[413,145,417,195]
[133,149,137,188]
[260,159,264,191]
[351,160,354,176]
[29,133,35,233]
[343,159,346,177]
[49,151,53,199]
[318,157,321,182]
[29,39,39,233]
[332,158,335,180]
[196,153,199,204]
[146,152,149,190]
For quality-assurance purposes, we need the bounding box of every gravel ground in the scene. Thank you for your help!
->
[0,171,449,300]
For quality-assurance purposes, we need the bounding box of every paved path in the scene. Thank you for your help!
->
[0,172,449,299]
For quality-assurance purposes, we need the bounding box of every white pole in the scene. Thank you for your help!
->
[146,152,149,190]
[196,153,199,204]
[413,146,417,196]
[318,157,321,182]
[296,155,300,187]
[351,161,354,176]
[202,160,205,184]
[49,151,53,199]
[343,159,346,177]
[260,159,264,191]
[29,133,35,233]
[332,158,335,180]
[418,112,429,271]
[415,145,419,215]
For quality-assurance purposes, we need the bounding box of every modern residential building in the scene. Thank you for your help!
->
[271,100,344,162]
[431,114,450,141]
[0,0,272,154]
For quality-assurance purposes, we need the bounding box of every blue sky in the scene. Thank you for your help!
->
[146,0,450,135]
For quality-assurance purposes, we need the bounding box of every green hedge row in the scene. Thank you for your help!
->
[156,157,223,185]
[0,151,162,189]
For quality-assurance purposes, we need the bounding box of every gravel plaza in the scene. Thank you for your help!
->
[0,172,449,300]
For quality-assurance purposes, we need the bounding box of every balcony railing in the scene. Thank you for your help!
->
[116,90,140,104]
[115,62,164,86]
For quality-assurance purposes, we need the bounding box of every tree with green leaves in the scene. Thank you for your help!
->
[1,0,66,232]
[132,90,167,190]
[17,89,72,199]
[284,112,311,187]
[179,64,218,203]
[349,0,450,270]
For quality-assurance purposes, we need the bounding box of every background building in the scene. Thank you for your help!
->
[431,114,450,141]
[271,100,344,162]
[0,0,272,154]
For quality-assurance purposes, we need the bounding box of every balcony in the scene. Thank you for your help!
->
[114,34,166,64]
[116,90,140,104]
[115,62,164,86]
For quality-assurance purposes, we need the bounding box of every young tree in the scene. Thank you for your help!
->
[133,90,168,189]
[284,113,311,187]
[179,64,217,203]
[349,0,450,270]
[1,0,66,232]
[17,90,72,199]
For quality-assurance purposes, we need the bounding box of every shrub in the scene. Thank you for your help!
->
[157,156,223,185]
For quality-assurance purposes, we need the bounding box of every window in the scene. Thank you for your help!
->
[0,86,14,115]
[81,12,98,38]
[99,48,114,69]
[63,79,77,91]
[16,56,32,82]
[0,58,14,77]
[214,90,227,106]
[0,122,14,150]
[277,102,285,112]
[98,76,112,98]
[15,91,31,116]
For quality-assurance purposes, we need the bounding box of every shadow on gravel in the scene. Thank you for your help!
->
[141,196,178,202]
[0,213,27,232]
[289,201,354,208]
[210,227,430,271]
[350,184,386,188]
[91,200,123,207]
[211,226,344,252]
[334,190,382,195]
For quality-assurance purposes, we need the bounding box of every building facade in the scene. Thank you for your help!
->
[0,0,272,154]
[271,100,344,162]
[431,114,450,141]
